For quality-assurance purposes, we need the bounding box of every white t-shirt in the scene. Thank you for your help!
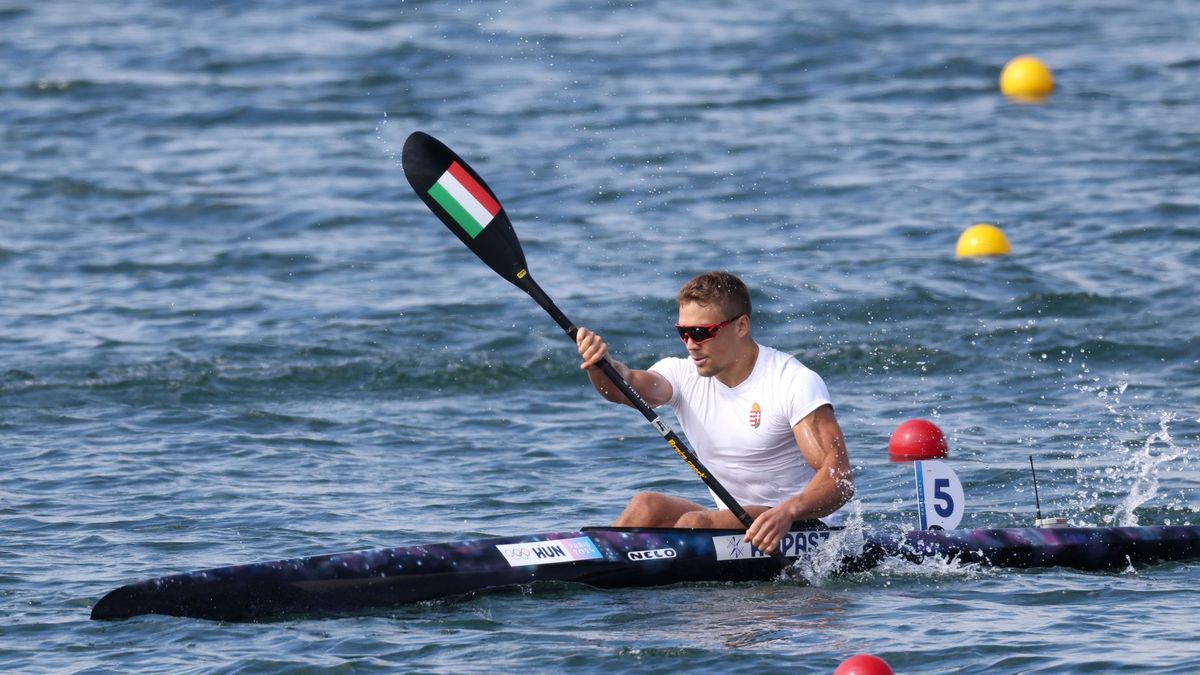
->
[649,343,834,514]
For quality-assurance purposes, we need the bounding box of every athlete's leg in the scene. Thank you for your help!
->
[612,492,709,527]
[672,505,771,529]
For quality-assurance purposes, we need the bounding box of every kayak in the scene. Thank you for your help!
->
[91,524,1200,622]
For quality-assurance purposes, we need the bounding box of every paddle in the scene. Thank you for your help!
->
[401,131,791,571]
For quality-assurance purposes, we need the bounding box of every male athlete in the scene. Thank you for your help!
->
[575,271,854,555]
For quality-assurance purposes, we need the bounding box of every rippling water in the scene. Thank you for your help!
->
[2,1,1198,672]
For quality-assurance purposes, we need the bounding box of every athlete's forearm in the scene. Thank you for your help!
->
[587,360,665,407]
[781,465,855,520]
[586,358,633,403]
[746,468,854,554]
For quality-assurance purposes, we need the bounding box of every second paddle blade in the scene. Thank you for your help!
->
[402,131,530,285]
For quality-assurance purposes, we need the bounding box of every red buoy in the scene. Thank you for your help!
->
[888,419,948,461]
[835,653,894,675]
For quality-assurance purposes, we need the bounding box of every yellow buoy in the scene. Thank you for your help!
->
[956,223,1011,257]
[1000,55,1055,100]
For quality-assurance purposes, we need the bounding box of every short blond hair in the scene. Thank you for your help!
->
[678,271,751,318]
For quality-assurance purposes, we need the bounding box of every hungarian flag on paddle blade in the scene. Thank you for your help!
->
[402,131,529,286]
[428,161,501,239]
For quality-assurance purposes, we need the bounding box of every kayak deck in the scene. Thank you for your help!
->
[91,525,1200,622]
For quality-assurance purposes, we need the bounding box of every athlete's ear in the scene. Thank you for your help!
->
[737,314,751,336]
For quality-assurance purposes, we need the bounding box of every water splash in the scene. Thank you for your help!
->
[1064,374,1196,525]
[1110,412,1189,526]
[376,111,402,167]
[790,501,991,587]
[869,549,989,586]
[790,501,867,585]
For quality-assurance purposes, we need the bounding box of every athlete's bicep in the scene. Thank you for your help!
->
[792,404,850,472]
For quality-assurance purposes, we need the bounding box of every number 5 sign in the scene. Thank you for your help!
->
[914,460,965,530]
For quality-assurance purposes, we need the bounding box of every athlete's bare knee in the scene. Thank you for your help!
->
[614,492,672,527]
[673,510,713,529]
[627,492,667,511]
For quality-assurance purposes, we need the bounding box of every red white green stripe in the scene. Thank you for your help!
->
[427,161,500,238]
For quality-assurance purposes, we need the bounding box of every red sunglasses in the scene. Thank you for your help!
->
[675,314,743,344]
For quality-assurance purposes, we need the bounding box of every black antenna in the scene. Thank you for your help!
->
[1029,455,1044,521]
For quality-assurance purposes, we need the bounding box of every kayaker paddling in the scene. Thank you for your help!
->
[576,271,855,554]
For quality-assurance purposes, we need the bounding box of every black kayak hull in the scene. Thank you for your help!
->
[92,525,1200,622]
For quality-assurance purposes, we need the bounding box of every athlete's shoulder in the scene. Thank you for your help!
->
[758,344,827,390]
[756,345,831,422]
[758,344,815,373]
[649,355,695,379]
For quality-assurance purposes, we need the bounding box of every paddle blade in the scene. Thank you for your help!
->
[402,131,530,285]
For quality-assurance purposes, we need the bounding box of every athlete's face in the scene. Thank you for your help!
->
[676,301,743,377]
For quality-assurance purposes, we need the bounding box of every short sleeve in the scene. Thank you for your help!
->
[647,357,687,408]
[785,365,832,427]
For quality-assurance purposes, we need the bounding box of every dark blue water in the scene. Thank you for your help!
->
[2,1,1198,672]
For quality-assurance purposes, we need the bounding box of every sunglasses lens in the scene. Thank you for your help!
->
[676,314,741,344]
[677,326,713,342]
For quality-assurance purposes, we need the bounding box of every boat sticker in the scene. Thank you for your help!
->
[627,548,677,561]
[713,530,833,561]
[495,536,603,568]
